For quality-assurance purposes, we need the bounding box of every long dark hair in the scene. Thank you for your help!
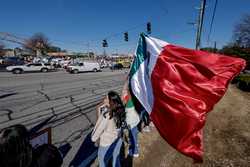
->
[108,91,126,129]
[0,124,33,167]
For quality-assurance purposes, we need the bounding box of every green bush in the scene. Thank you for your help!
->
[236,74,250,92]
[239,75,250,83]
[220,46,250,70]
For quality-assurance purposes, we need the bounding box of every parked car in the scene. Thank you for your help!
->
[0,57,25,71]
[6,63,55,74]
[67,62,101,74]
[117,60,131,68]
[110,63,123,70]
[1,57,24,66]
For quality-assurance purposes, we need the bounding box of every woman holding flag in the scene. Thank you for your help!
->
[91,91,126,167]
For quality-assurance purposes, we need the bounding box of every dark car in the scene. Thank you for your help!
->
[110,63,123,70]
[0,57,24,71]
[1,57,25,66]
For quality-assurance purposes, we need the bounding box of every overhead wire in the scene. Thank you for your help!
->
[155,0,168,15]
[0,3,166,53]
[207,0,218,44]
[1,3,194,54]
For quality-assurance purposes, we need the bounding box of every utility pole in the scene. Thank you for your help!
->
[103,48,106,58]
[87,42,90,59]
[213,41,217,52]
[195,0,207,50]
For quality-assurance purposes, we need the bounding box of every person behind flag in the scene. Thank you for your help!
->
[135,103,151,133]
[121,81,140,157]
[91,91,126,167]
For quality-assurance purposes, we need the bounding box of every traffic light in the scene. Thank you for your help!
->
[147,22,151,34]
[124,32,128,41]
[102,39,108,47]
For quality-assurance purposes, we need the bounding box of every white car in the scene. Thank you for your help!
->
[6,63,54,74]
[67,62,101,74]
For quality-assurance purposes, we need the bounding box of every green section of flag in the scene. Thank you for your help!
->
[126,99,134,108]
[129,33,147,78]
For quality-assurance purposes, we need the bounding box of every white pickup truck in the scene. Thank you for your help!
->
[6,63,55,74]
[67,62,101,74]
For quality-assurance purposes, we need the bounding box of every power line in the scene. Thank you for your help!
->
[166,27,195,42]
[70,22,145,47]
[27,22,147,51]
[156,0,168,15]
[1,8,200,53]
[207,0,218,44]
[97,0,170,45]
[2,10,168,51]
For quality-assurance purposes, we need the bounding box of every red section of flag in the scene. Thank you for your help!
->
[150,44,246,162]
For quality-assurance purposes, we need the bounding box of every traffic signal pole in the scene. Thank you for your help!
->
[147,22,151,34]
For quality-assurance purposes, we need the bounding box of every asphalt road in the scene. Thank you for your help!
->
[0,68,128,167]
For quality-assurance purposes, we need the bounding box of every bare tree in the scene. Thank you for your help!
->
[23,33,50,55]
[0,42,5,56]
[233,14,250,47]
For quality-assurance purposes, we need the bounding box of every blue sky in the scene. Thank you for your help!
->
[0,0,250,54]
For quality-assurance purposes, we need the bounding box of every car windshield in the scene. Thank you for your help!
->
[71,62,83,66]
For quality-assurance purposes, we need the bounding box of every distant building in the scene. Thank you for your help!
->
[3,48,33,57]
[4,49,15,57]
[47,52,68,57]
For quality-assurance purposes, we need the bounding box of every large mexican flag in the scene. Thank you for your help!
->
[129,34,246,162]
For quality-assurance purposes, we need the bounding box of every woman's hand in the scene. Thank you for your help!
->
[103,96,109,106]
[96,96,109,119]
